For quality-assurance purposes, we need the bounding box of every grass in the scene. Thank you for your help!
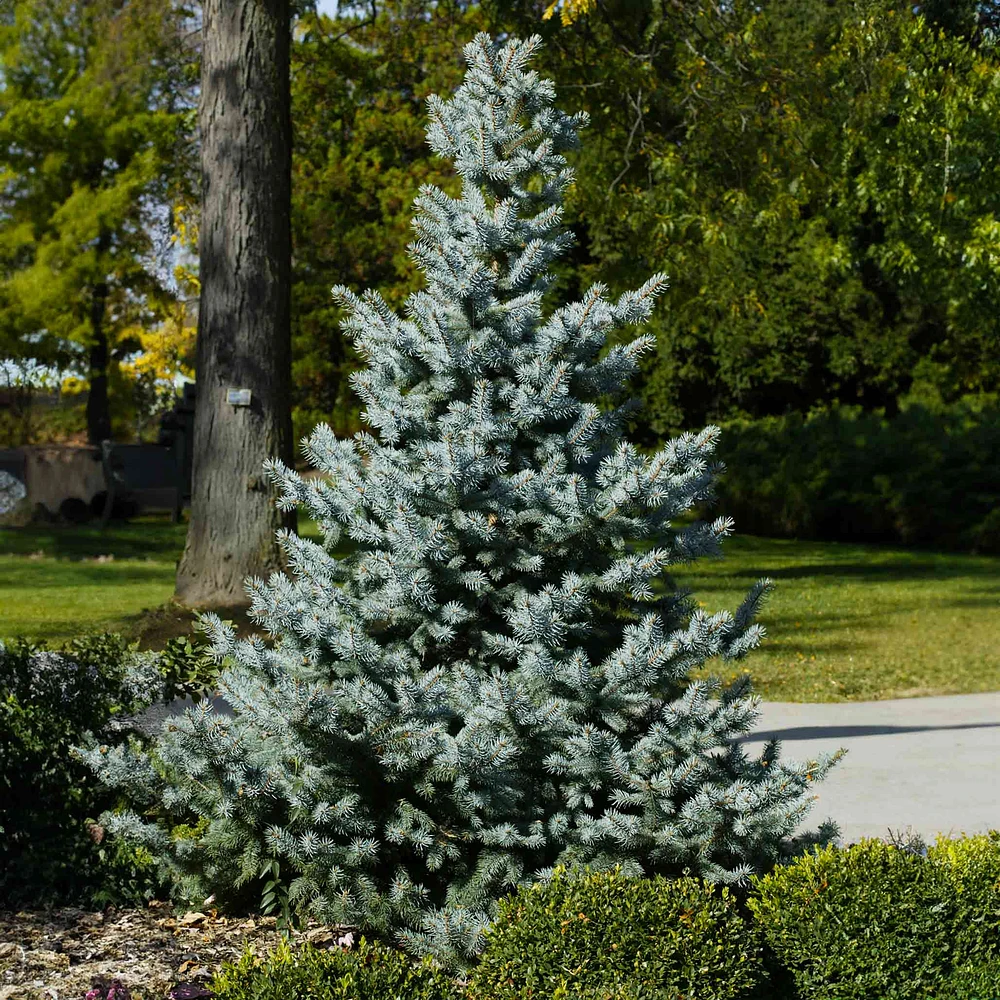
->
[675,534,1000,702]
[2,515,998,702]
[0,514,327,650]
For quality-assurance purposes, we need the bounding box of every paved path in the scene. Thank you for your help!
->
[142,690,1000,848]
[736,691,1000,847]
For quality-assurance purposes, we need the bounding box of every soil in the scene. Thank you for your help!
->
[125,602,264,653]
[0,903,356,1000]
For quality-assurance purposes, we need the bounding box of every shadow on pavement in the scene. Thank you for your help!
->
[742,721,1000,741]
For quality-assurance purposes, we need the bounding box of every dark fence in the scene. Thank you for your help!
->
[0,382,197,524]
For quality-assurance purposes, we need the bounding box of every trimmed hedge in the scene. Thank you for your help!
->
[938,959,1000,1000]
[468,867,767,1000]
[706,395,999,553]
[926,831,1000,969]
[747,836,1000,1000]
[209,937,461,1000]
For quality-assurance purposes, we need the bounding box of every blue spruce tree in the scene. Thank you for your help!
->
[82,33,843,965]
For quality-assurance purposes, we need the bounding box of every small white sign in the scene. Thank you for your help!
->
[226,388,252,406]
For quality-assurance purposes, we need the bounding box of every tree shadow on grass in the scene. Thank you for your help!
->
[730,560,1000,584]
[0,516,187,561]
[4,563,172,588]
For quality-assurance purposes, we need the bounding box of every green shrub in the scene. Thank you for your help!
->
[927,831,1000,969]
[468,866,767,1000]
[0,631,181,907]
[210,937,461,1000]
[747,839,956,1000]
[157,633,221,703]
[707,395,1000,553]
[938,959,1000,1000]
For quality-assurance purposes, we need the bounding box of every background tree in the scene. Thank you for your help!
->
[629,0,1000,435]
[0,0,198,445]
[174,0,297,607]
[486,0,1000,438]
[289,0,487,445]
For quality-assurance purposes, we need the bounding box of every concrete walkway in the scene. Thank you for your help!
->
[141,690,1000,848]
[736,691,1000,847]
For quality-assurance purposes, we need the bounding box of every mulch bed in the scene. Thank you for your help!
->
[0,903,354,1000]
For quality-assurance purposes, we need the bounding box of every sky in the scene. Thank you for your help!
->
[315,0,339,17]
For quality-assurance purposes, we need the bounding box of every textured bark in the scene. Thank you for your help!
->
[175,0,296,608]
[85,296,111,446]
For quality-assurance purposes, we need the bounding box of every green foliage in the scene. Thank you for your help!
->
[157,634,221,704]
[0,0,197,443]
[290,0,486,445]
[747,839,959,1000]
[496,0,1000,437]
[705,396,1000,553]
[0,631,169,907]
[469,867,767,1000]
[210,937,462,1000]
[87,833,163,912]
[926,830,1000,968]
[0,384,88,448]
[938,959,1000,1000]
[258,857,298,942]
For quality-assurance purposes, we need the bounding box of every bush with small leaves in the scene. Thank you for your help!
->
[937,958,1000,1000]
[926,830,1000,969]
[468,866,767,1000]
[0,632,167,907]
[747,838,957,1000]
[209,937,462,1000]
[157,634,221,704]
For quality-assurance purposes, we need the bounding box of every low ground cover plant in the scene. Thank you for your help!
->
[209,936,461,1000]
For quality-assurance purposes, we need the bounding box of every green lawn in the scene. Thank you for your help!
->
[675,535,1000,702]
[2,516,998,702]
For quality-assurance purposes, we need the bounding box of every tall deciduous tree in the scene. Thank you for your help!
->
[0,0,197,445]
[500,0,1000,438]
[174,0,296,607]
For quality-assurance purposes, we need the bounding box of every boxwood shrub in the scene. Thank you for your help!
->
[926,831,1000,969]
[747,838,958,1000]
[937,958,1000,1000]
[209,937,461,1000]
[467,866,767,1000]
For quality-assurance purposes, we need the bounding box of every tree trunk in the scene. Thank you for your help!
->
[85,233,112,446]
[175,0,296,609]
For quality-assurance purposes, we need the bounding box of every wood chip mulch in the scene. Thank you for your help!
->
[0,902,355,1000]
